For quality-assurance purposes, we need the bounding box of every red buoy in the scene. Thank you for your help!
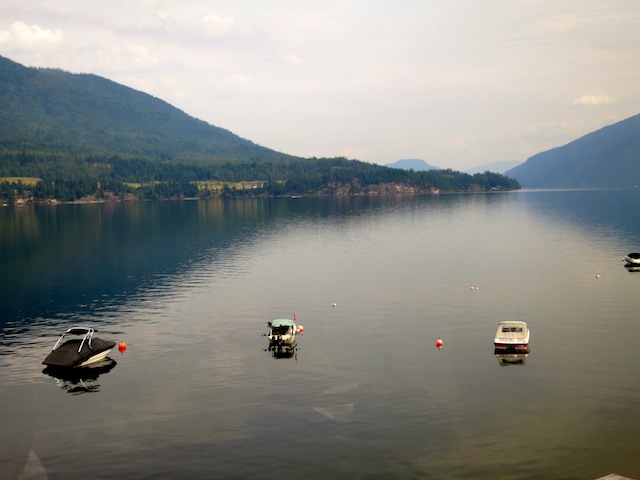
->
[435,338,443,349]
[118,341,127,353]
[297,325,304,334]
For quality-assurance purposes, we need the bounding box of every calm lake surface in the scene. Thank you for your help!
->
[1,190,640,480]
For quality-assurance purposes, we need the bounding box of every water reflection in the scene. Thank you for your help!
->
[520,189,640,241]
[3,192,640,479]
[268,346,298,359]
[494,350,529,366]
[42,357,117,395]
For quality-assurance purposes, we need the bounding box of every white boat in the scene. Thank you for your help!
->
[493,321,530,352]
[623,252,640,265]
[267,319,297,352]
[43,327,116,368]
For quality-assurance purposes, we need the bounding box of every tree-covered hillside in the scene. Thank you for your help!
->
[0,55,289,161]
[0,55,519,203]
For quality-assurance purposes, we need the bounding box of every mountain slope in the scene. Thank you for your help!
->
[506,114,640,188]
[0,55,292,161]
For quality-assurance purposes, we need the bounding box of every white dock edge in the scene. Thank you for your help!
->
[595,474,636,480]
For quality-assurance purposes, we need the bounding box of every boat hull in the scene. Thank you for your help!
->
[624,253,640,265]
[78,347,114,366]
[268,334,296,348]
[493,342,529,352]
[43,338,116,368]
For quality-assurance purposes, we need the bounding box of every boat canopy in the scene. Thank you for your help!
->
[270,319,295,327]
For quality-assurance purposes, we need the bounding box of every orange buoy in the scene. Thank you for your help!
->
[435,338,443,349]
[118,341,127,353]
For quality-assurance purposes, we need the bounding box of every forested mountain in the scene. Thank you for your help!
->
[0,55,519,203]
[0,55,288,161]
[506,114,640,188]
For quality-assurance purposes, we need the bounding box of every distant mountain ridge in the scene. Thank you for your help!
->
[466,160,522,175]
[506,114,640,188]
[385,159,439,171]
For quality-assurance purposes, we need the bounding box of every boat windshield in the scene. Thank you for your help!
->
[272,326,291,335]
[501,326,523,332]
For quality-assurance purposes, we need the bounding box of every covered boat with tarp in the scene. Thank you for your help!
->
[623,252,640,265]
[43,327,116,368]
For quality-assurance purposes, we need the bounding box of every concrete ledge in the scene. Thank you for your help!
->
[595,475,636,480]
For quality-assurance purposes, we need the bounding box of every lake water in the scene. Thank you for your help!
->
[1,190,640,480]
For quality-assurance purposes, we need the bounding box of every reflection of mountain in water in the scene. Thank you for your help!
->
[42,358,117,395]
[0,195,486,326]
[1,200,272,324]
[3,191,637,331]
[521,189,640,240]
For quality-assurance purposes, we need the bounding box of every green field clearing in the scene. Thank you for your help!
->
[0,177,41,186]
[196,180,266,191]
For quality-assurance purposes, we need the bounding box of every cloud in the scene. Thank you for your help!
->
[0,21,62,49]
[201,13,235,37]
[283,53,302,66]
[125,43,158,66]
[572,94,613,106]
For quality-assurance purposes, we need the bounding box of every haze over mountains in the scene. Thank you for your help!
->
[385,159,439,171]
[385,158,523,175]
[384,115,640,189]
[466,160,522,175]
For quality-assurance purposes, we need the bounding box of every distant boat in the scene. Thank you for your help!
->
[42,327,116,368]
[493,321,530,352]
[623,252,640,265]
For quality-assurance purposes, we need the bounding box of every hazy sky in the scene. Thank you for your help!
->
[1,1,639,170]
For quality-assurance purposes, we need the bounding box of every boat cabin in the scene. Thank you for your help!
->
[269,319,295,336]
[494,320,530,351]
[498,322,527,336]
